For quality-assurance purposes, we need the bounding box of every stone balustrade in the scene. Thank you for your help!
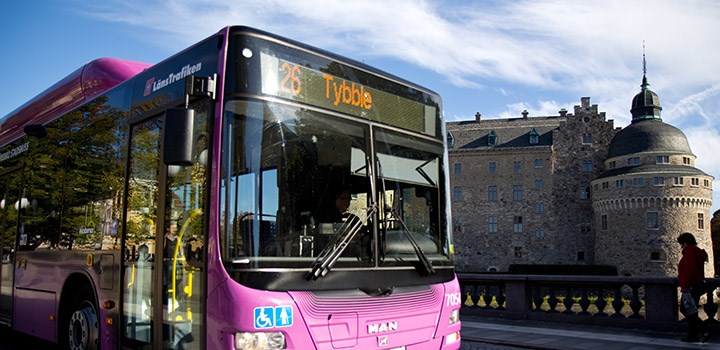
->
[458,273,720,332]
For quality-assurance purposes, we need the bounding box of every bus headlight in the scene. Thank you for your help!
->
[448,309,460,325]
[234,331,286,350]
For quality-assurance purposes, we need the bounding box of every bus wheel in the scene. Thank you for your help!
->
[67,295,99,350]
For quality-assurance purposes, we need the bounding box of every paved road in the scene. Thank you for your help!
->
[461,341,524,350]
[0,326,57,350]
[1,326,513,350]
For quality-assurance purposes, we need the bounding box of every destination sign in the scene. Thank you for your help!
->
[260,53,436,136]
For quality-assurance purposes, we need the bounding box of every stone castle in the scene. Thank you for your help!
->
[447,72,714,277]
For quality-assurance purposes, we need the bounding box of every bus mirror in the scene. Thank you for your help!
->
[164,108,195,166]
[24,124,47,138]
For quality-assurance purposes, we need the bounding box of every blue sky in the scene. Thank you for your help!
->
[2,0,719,213]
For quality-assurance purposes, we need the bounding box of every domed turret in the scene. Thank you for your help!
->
[630,75,662,121]
[607,119,692,158]
[607,55,692,159]
[593,51,714,278]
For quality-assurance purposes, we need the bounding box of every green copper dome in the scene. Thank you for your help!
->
[630,75,662,122]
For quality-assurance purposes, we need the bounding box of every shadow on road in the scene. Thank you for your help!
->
[0,326,58,350]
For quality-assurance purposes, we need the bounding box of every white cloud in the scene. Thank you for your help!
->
[685,127,720,214]
[81,0,720,111]
[80,0,720,212]
[664,83,720,125]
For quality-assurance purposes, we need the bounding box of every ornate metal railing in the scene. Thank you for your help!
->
[458,274,720,332]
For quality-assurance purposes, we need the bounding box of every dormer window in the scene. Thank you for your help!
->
[446,132,455,148]
[529,128,539,144]
[487,130,497,146]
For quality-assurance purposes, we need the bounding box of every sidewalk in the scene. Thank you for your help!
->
[461,316,720,349]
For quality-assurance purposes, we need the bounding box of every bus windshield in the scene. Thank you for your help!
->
[220,99,451,271]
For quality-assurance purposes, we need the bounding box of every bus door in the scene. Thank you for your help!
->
[122,116,162,349]
[122,101,208,350]
[0,167,21,326]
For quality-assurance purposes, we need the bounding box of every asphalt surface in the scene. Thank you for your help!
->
[0,326,57,349]
[0,326,520,350]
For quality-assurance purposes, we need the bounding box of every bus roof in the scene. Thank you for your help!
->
[0,57,151,145]
[227,26,441,98]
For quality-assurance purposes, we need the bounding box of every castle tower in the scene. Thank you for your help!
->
[591,65,714,276]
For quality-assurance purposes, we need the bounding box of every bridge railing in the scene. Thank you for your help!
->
[458,273,720,332]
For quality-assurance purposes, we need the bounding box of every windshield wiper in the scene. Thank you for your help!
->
[306,204,377,280]
[387,209,435,276]
[376,158,435,277]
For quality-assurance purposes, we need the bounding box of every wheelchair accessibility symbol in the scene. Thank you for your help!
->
[254,306,293,329]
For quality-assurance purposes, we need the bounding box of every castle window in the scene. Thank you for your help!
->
[488,216,497,233]
[633,178,645,187]
[580,219,592,233]
[691,178,699,187]
[628,157,640,166]
[683,157,691,165]
[446,132,455,148]
[529,128,539,144]
[653,177,665,186]
[488,161,497,174]
[453,186,463,201]
[582,133,592,144]
[656,155,669,164]
[698,213,705,230]
[487,130,497,146]
[577,252,585,261]
[534,179,544,190]
[513,185,522,200]
[514,247,523,258]
[579,185,589,199]
[535,202,545,213]
[673,177,684,186]
[454,163,462,176]
[514,161,522,173]
[513,216,523,233]
[534,159,543,168]
[581,161,593,172]
[650,252,663,261]
[453,216,462,233]
[609,161,616,169]
[615,179,624,188]
[705,179,711,187]
[535,229,545,239]
[602,182,609,189]
[488,185,498,201]
[646,212,659,229]
[601,215,608,230]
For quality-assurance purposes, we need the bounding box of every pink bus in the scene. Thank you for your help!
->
[0,26,461,349]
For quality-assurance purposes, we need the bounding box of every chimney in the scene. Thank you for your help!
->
[522,110,529,119]
[559,108,567,117]
[475,112,482,122]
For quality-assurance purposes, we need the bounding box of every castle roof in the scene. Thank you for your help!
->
[446,116,562,151]
[607,118,693,158]
[607,67,693,159]
[596,163,709,180]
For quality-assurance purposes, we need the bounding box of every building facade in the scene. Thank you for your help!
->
[448,77,714,277]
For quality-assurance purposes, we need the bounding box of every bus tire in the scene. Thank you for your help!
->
[66,292,99,350]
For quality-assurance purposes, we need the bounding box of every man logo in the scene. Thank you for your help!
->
[368,321,398,334]
[378,336,389,347]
